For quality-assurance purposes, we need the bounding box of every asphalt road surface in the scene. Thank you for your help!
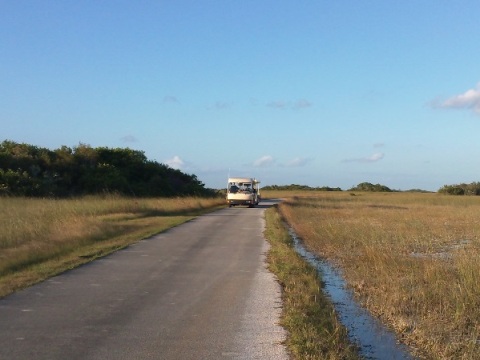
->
[0,200,288,360]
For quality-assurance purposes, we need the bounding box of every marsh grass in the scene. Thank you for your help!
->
[273,191,480,359]
[264,207,360,359]
[0,195,224,297]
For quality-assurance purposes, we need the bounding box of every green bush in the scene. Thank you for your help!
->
[348,182,393,192]
[0,140,215,198]
[438,182,480,195]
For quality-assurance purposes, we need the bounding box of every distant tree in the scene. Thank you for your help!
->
[262,184,342,191]
[438,182,480,195]
[465,182,480,195]
[348,182,392,192]
[438,185,465,195]
[405,189,431,193]
[317,186,342,192]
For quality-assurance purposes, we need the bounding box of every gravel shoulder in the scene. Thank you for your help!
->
[232,216,289,359]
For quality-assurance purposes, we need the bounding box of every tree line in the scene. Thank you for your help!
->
[263,182,427,193]
[262,182,391,192]
[262,184,342,191]
[0,140,215,197]
[264,181,480,195]
[438,182,480,196]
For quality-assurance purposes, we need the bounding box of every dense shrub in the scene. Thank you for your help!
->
[348,182,393,192]
[438,182,480,195]
[0,140,215,197]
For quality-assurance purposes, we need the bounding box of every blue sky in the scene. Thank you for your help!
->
[2,1,480,191]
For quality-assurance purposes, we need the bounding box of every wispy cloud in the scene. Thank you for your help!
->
[293,99,313,109]
[208,101,231,110]
[431,82,480,114]
[163,95,179,103]
[266,99,313,110]
[284,157,312,167]
[373,142,385,148]
[253,155,275,167]
[165,155,184,169]
[120,135,138,143]
[367,153,384,162]
[266,100,289,109]
[342,153,385,163]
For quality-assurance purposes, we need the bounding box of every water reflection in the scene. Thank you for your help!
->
[289,228,415,360]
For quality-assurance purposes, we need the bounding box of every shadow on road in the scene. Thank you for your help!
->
[228,199,281,209]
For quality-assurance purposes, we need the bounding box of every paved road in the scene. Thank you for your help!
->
[0,200,288,360]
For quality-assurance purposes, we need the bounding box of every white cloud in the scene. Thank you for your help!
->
[284,157,312,167]
[253,155,275,167]
[342,153,384,163]
[165,155,184,169]
[367,153,384,162]
[432,83,480,114]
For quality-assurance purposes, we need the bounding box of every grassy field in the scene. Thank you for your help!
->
[5,191,480,358]
[0,195,225,297]
[262,190,480,359]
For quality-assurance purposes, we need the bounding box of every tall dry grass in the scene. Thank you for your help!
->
[276,191,480,359]
[0,195,224,295]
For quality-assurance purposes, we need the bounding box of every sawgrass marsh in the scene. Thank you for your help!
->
[265,190,480,359]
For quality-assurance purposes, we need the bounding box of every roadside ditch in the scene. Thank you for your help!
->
[289,227,415,360]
